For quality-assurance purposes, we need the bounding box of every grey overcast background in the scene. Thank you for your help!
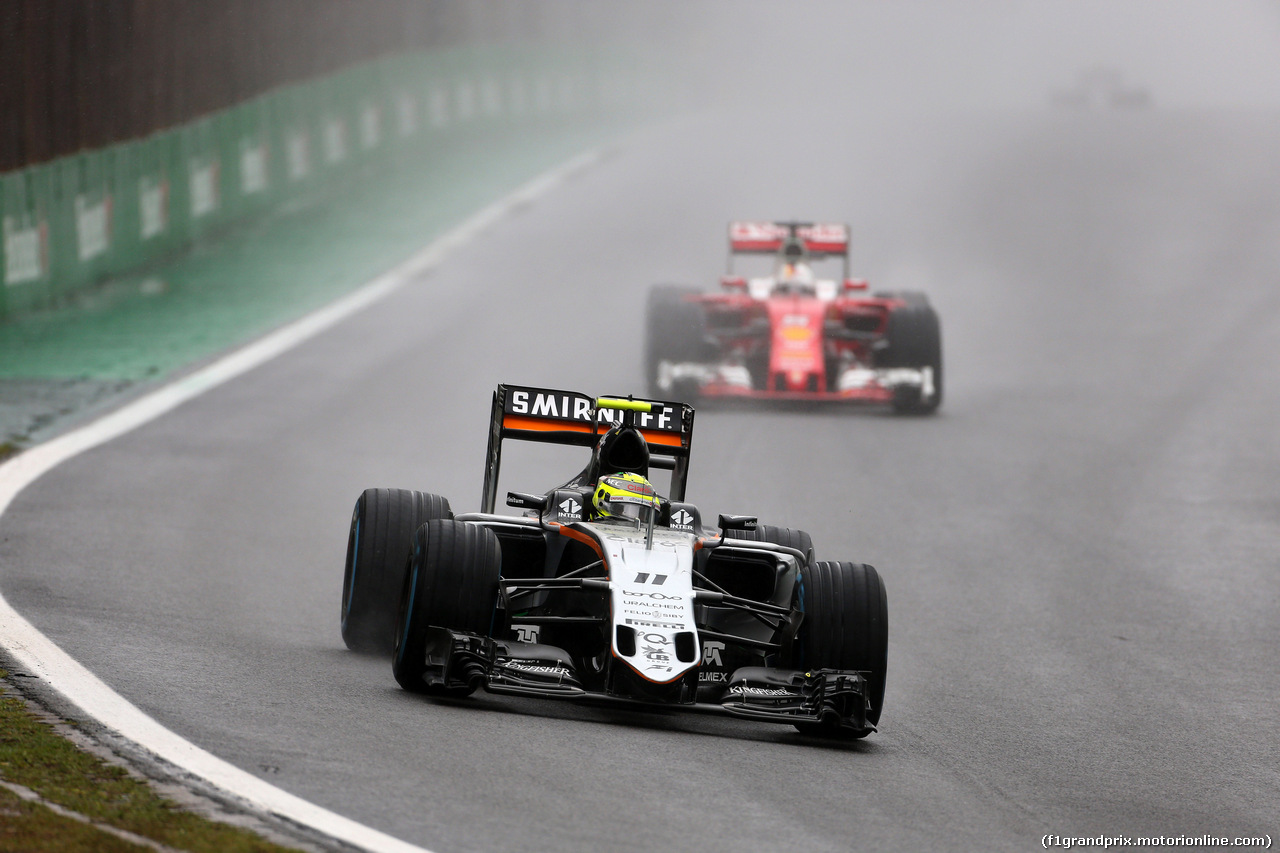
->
[2,2,1279,852]
[692,0,1280,109]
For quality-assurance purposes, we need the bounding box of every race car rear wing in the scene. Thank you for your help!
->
[480,384,696,513]
[728,221,850,258]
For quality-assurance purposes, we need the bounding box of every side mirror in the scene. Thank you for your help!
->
[843,278,869,291]
[717,514,758,531]
[507,491,549,510]
[720,275,747,290]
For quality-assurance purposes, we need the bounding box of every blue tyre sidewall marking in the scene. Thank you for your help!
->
[796,569,806,667]
[395,557,420,667]
[341,509,361,631]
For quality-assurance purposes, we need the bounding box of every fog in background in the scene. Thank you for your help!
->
[660,0,1280,112]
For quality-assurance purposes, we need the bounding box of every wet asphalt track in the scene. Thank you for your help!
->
[3,105,1279,851]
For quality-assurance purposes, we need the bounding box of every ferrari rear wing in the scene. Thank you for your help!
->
[728,221,850,258]
[480,384,696,513]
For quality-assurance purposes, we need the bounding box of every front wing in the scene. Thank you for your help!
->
[414,629,874,735]
[660,362,933,404]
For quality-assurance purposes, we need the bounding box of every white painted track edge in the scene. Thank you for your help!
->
[0,147,603,853]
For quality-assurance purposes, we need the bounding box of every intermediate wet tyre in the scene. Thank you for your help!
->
[876,292,943,415]
[645,284,708,399]
[797,560,888,735]
[392,519,502,695]
[723,524,814,565]
[341,488,451,654]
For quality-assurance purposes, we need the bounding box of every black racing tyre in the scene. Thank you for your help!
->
[873,289,930,307]
[392,519,502,695]
[877,295,943,415]
[644,284,708,399]
[341,488,452,654]
[797,561,888,735]
[723,524,815,565]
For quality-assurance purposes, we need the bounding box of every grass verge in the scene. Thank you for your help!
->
[0,671,303,853]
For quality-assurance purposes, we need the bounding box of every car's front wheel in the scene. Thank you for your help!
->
[876,292,942,415]
[645,284,708,400]
[392,519,502,695]
[796,560,888,736]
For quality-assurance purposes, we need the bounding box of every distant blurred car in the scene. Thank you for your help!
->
[645,221,942,414]
[1050,66,1151,110]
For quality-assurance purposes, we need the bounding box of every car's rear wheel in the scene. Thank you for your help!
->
[876,291,943,415]
[392,519,502,695]
[796,560,888,737]
[723,524,814,565]
[341,488,452,654]
[645,284,708,399]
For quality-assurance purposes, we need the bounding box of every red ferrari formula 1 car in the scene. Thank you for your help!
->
[645,221,942,414]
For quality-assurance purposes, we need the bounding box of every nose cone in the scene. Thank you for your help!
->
[607,538,700,685]
[768,298,826,391]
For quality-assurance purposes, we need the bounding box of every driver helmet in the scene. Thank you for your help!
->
[592,472,662,522]
[779,261,814,285]
[777,239,814,287]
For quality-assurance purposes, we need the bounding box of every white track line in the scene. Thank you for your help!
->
[0,148,602,853]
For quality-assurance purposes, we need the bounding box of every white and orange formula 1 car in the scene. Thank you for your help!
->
[340,384,889,738]
[645,221,942,414]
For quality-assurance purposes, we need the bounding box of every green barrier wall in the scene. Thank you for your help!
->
[0,42,648,321]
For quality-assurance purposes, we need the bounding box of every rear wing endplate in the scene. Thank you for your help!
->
[481,384,695,513]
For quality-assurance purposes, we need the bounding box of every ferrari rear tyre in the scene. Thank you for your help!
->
[798,561,888,735]
[392,520,502,694]
[877,294,943,415]
[645,284,707,399]
[341,489,452,654]
[723,524,814,565]
[873,289,930,307]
